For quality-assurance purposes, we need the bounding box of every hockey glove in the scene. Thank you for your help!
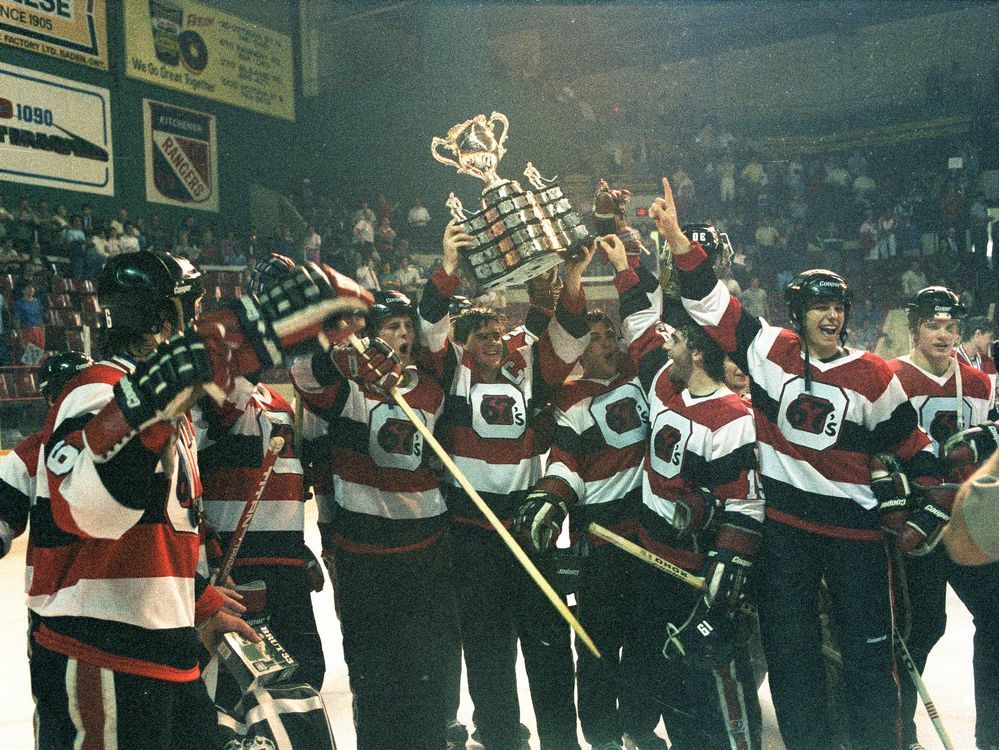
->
[200,263,373,378]
[703,511,762,611]
[871,454,911,537]
[303,547,326,593]
[663,598,736,670]
[671,487,720,538]
[84,330,215,461]
[513,490,568,554]
[896,482,958,556]
[330,338,403,397]
[943,423,999,481]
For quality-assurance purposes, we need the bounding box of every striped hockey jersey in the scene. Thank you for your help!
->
[418,268,590,526]
[674,243,935,539]
[889,356,994,455]
[616,263,763,571]
[544,372,648,539]
[196,378,307,569]
[292,353,446,552]
[0,431,42,556]
[29,357,222,682]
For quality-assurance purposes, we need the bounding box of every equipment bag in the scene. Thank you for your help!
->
[218,683,337,750]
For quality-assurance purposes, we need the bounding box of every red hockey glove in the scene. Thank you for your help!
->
[896,482,958,557]
[943,423,999,481]
[84,330,215,461]
[871,454,911,536]
[671,487,721,538]
[513,490,568,554]
[330,338,403,397]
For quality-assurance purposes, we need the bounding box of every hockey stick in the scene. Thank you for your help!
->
[347,335,602,659]
[895,624,955,750]
[212,436,285,586]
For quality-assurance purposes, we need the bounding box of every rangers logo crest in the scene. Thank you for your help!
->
[144,99,219,211]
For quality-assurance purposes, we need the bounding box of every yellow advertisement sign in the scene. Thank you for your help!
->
[124,0,295,121]
[0,0,109,70]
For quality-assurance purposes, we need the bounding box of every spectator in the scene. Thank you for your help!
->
[738,276,770,319]
[394,255,422,296]
[173,229,199,261]
[12,282,44,356]
[0,238,24,270]
[0,194,13,224]
[109,207,128,236]
[754,216,779,249]
[63,216,87,279]
[376,193,398,225]
[900,261,928,298]
[968,192,990,254]
[117,223,141,255]
[859,210,877,260]
[352,209,375,259]
[876,208,897,260]
[852,169,876,208]
[406,198,431,244]
[198,228,218,264]
[374,216,396,259]
[718,159,737,205]
[355,255,380,291]
[895,215,922,257]
[80,202,95,233]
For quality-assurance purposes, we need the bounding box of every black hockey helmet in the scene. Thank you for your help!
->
[366,290,416,336]
[249,252,296,302]
[38,351,93,402]
[784,269,852,331]
[682,223,734,268]
[906,286,965,331]
[97,250,204,334]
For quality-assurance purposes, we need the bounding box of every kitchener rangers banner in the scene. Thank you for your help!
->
[143,98,219,212]
[125,0,295,121]
[0,0,109,70]
[0,62,113,195]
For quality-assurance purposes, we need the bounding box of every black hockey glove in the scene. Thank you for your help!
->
[84,330,215,461]
[513,490,568,554]
[871,454,911,537]
[663,598,736,670]
[943,423,999,481]
[702,511,761,611]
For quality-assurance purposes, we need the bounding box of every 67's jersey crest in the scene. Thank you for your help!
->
[369,403,424,470]
[777,378,849,451]
[649,410,692,479]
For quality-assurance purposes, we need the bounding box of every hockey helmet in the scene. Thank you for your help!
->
[906,286,965,331]
[38,351,93,402]
[784,269,852,330]
[249,252,296,302]
[97,250,204,333]
[366,290,416,337]
[682,223,734,268]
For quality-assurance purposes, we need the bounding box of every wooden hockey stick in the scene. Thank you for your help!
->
[212,436,284,586]
[895,625,955,750]
[347,335,602,659]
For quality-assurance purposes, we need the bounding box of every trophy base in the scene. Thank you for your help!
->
[475,252,565,292]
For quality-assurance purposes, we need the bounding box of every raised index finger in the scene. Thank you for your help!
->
[661,176,674,201]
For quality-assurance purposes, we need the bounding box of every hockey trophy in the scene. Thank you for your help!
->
[431,111,591,292]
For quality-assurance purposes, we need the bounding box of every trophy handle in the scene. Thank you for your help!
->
[431,137,462,171]
[488,111,509,162]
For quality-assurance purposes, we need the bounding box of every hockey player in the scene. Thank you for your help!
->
[652,175,939,750]
[292,289,460,750]
[0,351,93,560]
[418,221,594,750]
[889,286,997,750]
[956,315,998,418]
[28,250,368,749]
[601,233,763,750]
[515,308,659,750]
[198,252,327,698]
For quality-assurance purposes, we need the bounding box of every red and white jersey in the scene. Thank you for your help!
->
[292,354,446,547]
[547,374,648,507]
[889,356,994,455]
[0,431,42,549]
[196,377,306,569]
[418,268,590,525]
[29,356,220,682]
[956,345,999,412]
[616,262,763,570]
[674,243,935,539]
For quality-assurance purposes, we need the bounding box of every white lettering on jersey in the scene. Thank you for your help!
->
[368,402,425,470]
[649,410,692,479]
[46,441,80,477]
[470,383,527,440]
[590,382,648,449]
[776,378,849,451]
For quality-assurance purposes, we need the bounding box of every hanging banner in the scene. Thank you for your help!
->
[0,62,113,195]
[0,0,108,70]
[143,98,219,212]
[124,0,295,121]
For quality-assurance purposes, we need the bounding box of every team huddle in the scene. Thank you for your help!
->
[0,175,996,750]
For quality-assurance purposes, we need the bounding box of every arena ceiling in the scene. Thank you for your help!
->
[308,1,971,80]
